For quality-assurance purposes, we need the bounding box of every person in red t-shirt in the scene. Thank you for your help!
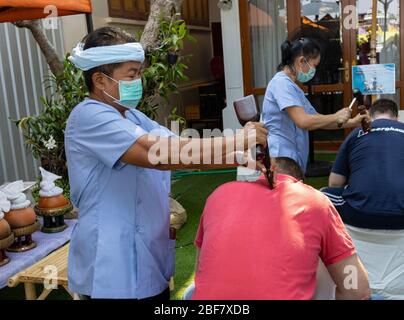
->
[192,158,370,300]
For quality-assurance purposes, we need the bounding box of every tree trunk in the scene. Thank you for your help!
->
[14,0,184,74]
[140,0,184,52]
[14,19,63,77]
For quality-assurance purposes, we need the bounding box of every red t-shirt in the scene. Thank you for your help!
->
[193,174,356,300]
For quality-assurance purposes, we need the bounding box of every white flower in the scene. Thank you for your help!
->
[43,135,57,150]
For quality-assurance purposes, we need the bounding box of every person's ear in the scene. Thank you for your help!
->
[298,56,305,65]
[296,56,306,70]
[92,72,107,91]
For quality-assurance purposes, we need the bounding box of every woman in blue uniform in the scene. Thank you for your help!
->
[262,38,367,173]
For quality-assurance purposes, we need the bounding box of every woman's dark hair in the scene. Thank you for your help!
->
[278,38,321,71]
[82,27,136,92]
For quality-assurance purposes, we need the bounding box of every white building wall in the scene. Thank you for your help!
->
[399,111,404,123]
[220,1,244,131]
[219,3,261,180]
[60,15,87,53]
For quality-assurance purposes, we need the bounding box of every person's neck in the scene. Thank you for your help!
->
[372,114,397,121]
[89,92,127,117]
[282,66,297,83]
[274,172,303,182]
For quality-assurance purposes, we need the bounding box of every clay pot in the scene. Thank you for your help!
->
[4,208,37,229]
[0,219,11,239]
[38,195,69,209]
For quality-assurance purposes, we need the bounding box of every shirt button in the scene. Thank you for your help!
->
[136,225,141,233]
[137,198,142,205]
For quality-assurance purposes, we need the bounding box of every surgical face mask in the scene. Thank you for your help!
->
[102,73,143,109]
[296,58,316,83]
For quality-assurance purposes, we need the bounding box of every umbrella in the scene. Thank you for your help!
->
[302,16,328,31]
[0,0,93,31]
[301,0,339,17]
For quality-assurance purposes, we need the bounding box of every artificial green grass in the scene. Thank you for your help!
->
[305,153,336,189]
[171,171,237,300]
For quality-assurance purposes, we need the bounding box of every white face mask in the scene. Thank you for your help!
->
[102,73,143,109]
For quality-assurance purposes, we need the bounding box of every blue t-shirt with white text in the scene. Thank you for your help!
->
[332,119,404,215]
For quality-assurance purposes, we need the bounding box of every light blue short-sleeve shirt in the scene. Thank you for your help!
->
[65,99,175,299]
[262,71,317,173]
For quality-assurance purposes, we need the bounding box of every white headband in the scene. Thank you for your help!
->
[68,42,145,71]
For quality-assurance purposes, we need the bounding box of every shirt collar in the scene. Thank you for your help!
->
[259,173,301,187]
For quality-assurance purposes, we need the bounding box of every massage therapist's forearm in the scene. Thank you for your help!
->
[159,137,241,170]
[322,118,362,130]
[303,113,341,131]
[121,135,243,170]
[286,107,339,131]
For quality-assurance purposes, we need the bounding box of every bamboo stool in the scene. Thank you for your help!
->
[7,243,78,300]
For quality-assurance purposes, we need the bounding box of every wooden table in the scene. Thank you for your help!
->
[7,243,77,300]
[7,241,174,299]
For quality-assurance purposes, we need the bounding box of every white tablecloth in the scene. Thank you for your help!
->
[346,224,404,300]
[0,218,76,289]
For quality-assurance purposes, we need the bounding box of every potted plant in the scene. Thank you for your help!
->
[139,13,195,122]
[13,57,88,200]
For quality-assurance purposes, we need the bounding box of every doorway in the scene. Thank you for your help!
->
[240,0,403,144]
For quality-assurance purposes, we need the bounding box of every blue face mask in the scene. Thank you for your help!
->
[103,73,143,109]
[296,58,316,83]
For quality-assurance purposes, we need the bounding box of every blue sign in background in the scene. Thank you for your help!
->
[352,64,396,95]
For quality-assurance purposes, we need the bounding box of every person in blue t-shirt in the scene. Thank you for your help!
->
[322,99,404,230]
[262,38,367,173]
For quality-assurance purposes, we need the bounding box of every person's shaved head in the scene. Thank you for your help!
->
[370,99,399,120]
[274,157,304,181]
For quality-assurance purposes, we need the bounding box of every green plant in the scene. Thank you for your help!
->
[14,55,88,193]
[139,13,195,125]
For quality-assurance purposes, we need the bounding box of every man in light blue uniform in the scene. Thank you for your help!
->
[262,71,317,173]
[66,27,268,299]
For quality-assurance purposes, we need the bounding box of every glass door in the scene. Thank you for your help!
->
[297,0,353,143]
[352,0,401,106]
[239,0,354,141]
[239,0,403,140]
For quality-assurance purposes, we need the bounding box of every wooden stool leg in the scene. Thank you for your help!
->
[63,285,77,300]
[37,288,52,300]
[24,283,37,300]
